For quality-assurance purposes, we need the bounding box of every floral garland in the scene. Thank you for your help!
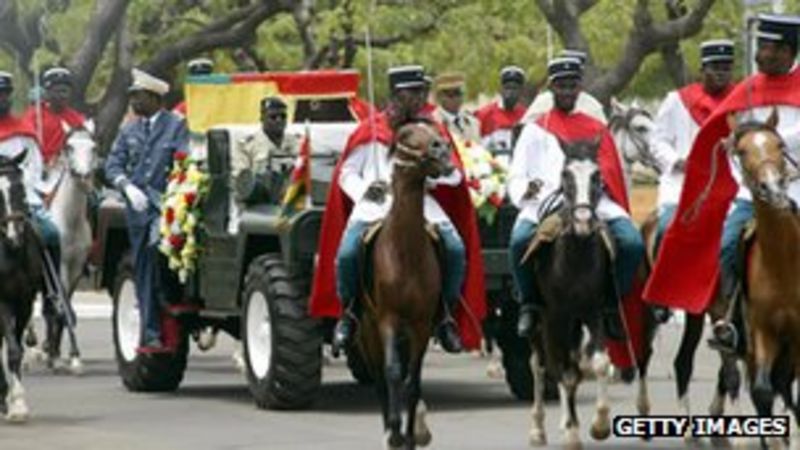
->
[453,137,508,224]
[158,151,210,283]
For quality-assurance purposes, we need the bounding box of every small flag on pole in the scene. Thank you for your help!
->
[279,124,312,218]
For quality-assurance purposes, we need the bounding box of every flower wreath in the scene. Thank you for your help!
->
[453,137,508,224]
[158,150,210,283]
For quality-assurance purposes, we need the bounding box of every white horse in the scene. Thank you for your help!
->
[609,98,660,187]
[27,123,96,375]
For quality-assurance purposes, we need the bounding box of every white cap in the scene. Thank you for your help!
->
[128,68,169,96]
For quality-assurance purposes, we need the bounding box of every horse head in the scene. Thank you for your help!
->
[726,109,794,211]
[559,137,603,237]
[609,97,659,174]
[61,121,97,189]
[0,151,30,249]
[390,119,455,179]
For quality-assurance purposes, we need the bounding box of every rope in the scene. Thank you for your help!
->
[680,140,724,224]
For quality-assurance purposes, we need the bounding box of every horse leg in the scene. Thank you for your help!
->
[62,260,83,375]
[408,343,431,448]
[672,312,703,442]
[635,319,655,419]
[750,327,780,450]
[0,337,7,415]
[382,324,404,450]
[0,303,29,423]
[589,345,611,441]
[529,340,547,446]
[559,365,581,449]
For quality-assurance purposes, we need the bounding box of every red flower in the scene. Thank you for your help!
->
[165,207,175,225]
[174,151,188,162]
[468,178,481,190]
[488,193,503,207]
[464,140,473,148]
[178,172,187,183]
[169,235,185,249]
[184,192,197,206]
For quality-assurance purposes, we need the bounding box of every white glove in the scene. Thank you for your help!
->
[123,184,149,212]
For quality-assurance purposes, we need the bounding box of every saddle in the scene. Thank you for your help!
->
[520,213,616,265]
[358,221,443,301]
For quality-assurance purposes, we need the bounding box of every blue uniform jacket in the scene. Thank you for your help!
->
[105,110,189,229]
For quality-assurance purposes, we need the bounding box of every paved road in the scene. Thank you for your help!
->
[0,291,778,449]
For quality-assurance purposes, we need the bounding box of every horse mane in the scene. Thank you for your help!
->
[733,120,780,145]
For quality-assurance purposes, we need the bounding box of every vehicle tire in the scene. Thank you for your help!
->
[345,344,374,385]
[112,253,188,392]
[241,254,322,410]
[494,289,558,402]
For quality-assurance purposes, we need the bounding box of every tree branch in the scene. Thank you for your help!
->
[293,0,318,68]
[93,12,133,155]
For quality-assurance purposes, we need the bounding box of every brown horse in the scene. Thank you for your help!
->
[356,120,456,450]
[727,109,800,448]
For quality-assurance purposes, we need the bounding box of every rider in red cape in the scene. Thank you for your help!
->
[475,66,527,153]
[512,56,646,369]
[0,113,37,141]
[310,69,486,352]
[644,17,800,317]
[677,81,735,126]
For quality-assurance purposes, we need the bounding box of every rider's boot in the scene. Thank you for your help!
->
[707,278,740,354]
[517,301,541,339]
[332,299,358,356]
[436,299,463,354]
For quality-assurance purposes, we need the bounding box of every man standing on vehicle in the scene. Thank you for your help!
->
[105,68,189,349]
[433,72,482,144]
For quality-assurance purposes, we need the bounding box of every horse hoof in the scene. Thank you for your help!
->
[5,401,29,424]
[590,423,611,441]
[383,431,404,450]
[68,357,84,376]
[414,428,432,447]
[414,401,432,447]
[563,427,582,449]
[196,329,217,351]
[529,429,547,446]
[486,359,504,379]
[50,358,68,374]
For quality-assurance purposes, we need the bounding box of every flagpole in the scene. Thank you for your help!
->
[304,119,312,209]
[366,0,382,183]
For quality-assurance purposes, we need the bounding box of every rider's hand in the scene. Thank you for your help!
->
[363,180,389,204]
[523,179,543,200]
[123,183,149,212]
[672,158,686,174]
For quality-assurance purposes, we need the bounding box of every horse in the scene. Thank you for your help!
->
[0,151,43,423]
[25,124,94,375]
[609,98,660,187]
[726,110,800,449]
[525,137,619,448]
[356,120,455,450]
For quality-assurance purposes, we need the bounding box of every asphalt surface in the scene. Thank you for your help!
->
[0,291,784,450]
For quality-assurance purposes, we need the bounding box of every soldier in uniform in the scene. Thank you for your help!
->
[231,96,301,210]
[433,72,482,143]
[105,68,189,349]
[475,66,527,155]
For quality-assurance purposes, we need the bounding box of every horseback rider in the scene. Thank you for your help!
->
[475,66,527,155]
[511,57,643,340]
[645,14,800,353]
[105,68,189,349]
[522,49,607,125]
[231,96,301,213]
[432,72,482,144]
[650,40,736,253]
[22,67,88,168]
[0,71,62,302]
[310,65,486,355]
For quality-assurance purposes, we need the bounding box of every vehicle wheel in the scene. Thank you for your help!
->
[242,254,322,410]
[494,289,558,402]
[112,253,188,392]
[345,344,373,385]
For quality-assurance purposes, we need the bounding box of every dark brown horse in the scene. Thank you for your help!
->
[525,138,617,449]
[0,151,43,423]
[356,120,455,450]
[727,110,800,449]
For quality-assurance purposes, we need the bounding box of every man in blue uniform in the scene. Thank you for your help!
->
[105,69,189,349]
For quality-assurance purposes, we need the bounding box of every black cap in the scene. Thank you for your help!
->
[559,49,588,66]
[388,65,426,90]
[260,96,287,111]
[756,14,800,50]
[700,40,735,65]
[500,66,526,84]
[547,57,583,82]
[187,58,213,76]
[0,71,12,91]
[42,67,73,89]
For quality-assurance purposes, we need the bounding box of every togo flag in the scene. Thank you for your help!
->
[280,127,312,218]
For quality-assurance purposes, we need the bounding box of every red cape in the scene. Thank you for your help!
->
[644,68,800,313]
[475,101,526,137]
[22,103,85,164]
[0,114,38,142]
[309,113,487,350]
[677,82,734,126]
[537,109,643,368]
